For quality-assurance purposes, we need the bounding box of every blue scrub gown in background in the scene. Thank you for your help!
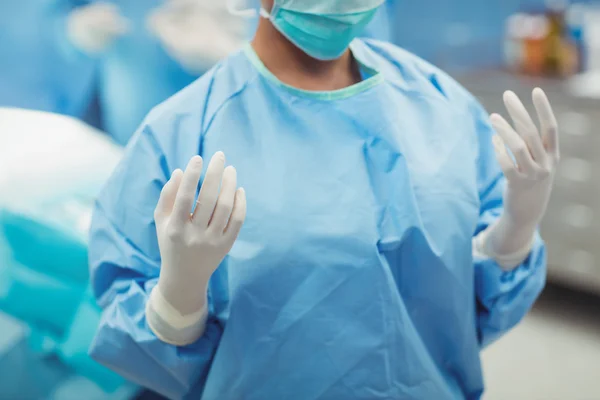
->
[362,0,394,42]
[0,1,95,117]
[88,39,547,399]
[58,0,200,145]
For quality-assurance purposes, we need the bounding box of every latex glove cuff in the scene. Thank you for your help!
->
[473,226,535,271]
[146,286,208,346]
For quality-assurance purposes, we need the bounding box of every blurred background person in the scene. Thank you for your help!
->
[362,0,395,42]
[63,0,246,145]
[0,1,96,118]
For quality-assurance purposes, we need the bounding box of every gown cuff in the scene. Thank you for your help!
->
[473,226,535,271]
[146,286,209,346]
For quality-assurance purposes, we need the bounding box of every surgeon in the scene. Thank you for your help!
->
[88,0,560,398]
[63,0,245,145]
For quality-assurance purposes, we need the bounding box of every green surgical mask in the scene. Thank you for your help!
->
[260,6,380,60]
[228,0,384,60]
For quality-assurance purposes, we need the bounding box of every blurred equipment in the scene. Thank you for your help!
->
[503,1,582,78]
[582,6,600,72]
[0,108,121,206]
[0,312,68,399]
[566,4,586,73]
[0,311,139,400]
[0,108,138,399]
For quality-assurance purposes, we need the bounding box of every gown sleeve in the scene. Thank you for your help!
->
[471,101,547,348]
[88,103,222,399]
[46,0,92,59]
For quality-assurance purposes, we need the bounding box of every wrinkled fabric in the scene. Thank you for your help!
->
[89,39,546,399]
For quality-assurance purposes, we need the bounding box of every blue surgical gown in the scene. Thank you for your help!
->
[0,1,95,116]
[89,39,547,399]
[58,0,198,145]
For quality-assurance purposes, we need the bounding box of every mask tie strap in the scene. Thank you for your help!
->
[259,8,271,19]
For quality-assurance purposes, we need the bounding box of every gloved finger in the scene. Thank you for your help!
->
[89,4,130,34]
[173,156,204,223]
[532,87,560,161]
[503,90,547,164]
[492,135,520,181]
[490,113,538,175]
[224,188,247,243]
[155,169,183,219]
[207,166,237,233]
[193,152,226,228]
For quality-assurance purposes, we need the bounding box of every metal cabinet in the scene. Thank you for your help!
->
[457,71,600,294]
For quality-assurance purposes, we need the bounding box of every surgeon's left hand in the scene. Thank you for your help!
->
[479,88,560,269]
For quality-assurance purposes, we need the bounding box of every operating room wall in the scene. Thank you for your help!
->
[388,0,600,71]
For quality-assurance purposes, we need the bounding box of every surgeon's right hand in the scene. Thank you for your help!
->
[67,3,130,55]
[147,152,246,346]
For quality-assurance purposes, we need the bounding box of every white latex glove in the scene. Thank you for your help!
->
[146,152,246,346]
[67,3,130,54]
[476,88,560,270]
[147,0,247,74]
